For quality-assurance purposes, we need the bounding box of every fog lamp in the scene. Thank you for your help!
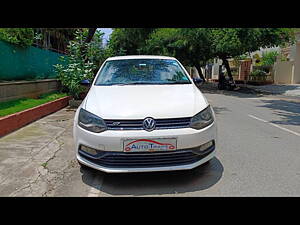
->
[80,145,98,156]
[199,140,214,152]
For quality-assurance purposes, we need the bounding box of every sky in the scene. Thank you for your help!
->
[97,28,112,45]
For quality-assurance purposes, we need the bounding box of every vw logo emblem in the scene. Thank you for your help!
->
[143,117,156,132]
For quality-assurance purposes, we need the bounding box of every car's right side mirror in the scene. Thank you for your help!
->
[80,79,91,87]
[193,77,204,86]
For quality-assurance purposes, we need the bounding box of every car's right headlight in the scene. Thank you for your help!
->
[190,105,214,130]
[78,108,107,133]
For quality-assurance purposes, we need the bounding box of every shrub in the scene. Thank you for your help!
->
[251,69,267,76]
[260,51,279,66]
[54,60,95,100]
[54,29,105,99]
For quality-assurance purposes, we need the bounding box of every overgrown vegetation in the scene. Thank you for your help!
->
[0,92,67,117]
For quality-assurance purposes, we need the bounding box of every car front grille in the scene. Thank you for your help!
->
[78,145,214,168]
[104,117,191,130]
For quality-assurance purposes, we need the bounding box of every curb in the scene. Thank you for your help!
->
[0,96,71,137]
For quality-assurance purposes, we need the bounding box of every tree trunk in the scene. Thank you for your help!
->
[221,58,233,80]
[194,63,206,82]
[81,28,97,63]
[85,28,97,43]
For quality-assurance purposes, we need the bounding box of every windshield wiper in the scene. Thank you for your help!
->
[167,81,191,84]
[97,81,190,86]
[115,82,157,85]
[126,81,191,85]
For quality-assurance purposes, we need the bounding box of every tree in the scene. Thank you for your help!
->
[210,28,295,80]
[142,28,213,81]
[142,28,182,56]
[107,28,156,55]
[177,28,213,81]
[33,28,77,52]
[0,28,35,47]
[103,28,296,83]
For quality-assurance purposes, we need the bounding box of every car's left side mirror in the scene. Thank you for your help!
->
[193,77,204,86]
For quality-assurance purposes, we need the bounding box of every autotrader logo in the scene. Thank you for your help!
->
[143,117,156,131]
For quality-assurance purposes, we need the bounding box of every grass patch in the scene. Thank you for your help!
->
[0,92,67,117]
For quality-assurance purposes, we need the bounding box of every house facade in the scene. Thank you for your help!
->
[272,31,300,84]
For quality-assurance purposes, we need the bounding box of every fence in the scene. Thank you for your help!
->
[0,40,66,81]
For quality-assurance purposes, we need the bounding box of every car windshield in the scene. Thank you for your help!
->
[94,59,192,85]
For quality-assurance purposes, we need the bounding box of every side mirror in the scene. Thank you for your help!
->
[193,77,203,86]
[80,79,91,87]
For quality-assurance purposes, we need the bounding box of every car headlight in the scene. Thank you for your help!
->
[190,105,214,130]
[78,108,107,133]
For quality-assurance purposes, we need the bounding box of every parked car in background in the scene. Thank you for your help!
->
[73,55,217,173]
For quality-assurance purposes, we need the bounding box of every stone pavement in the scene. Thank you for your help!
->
[0,107,77,196]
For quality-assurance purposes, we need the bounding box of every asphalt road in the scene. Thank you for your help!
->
[1,87,300,196]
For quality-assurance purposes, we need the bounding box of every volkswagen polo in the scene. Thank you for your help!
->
[73,55,217,173]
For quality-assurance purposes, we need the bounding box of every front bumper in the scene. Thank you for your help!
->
[74,119,217,173]
[77,146,216,173]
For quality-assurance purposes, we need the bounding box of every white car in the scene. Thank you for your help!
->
[73,55,217,173]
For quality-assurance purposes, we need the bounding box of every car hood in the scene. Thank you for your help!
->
[84,84,209,119]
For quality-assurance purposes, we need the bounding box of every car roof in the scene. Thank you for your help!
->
[106,55,176,61]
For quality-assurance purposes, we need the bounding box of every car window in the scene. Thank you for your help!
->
[94,59,191,85]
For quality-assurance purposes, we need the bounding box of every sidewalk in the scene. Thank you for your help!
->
[237,84,300,97]
[0,107,76,196]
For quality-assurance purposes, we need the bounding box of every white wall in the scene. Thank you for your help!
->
[211,58,222,80]
[274,61,294,84]
[292,42,300,84]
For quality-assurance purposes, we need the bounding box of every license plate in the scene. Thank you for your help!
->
[123,138,177,152]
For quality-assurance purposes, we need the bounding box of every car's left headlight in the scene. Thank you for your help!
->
[78,108,107,133]
[190,105,214,130]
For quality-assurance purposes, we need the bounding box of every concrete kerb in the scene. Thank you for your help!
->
[0,96,71,137]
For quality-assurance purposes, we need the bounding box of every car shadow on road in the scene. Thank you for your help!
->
[80,157,223,196]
